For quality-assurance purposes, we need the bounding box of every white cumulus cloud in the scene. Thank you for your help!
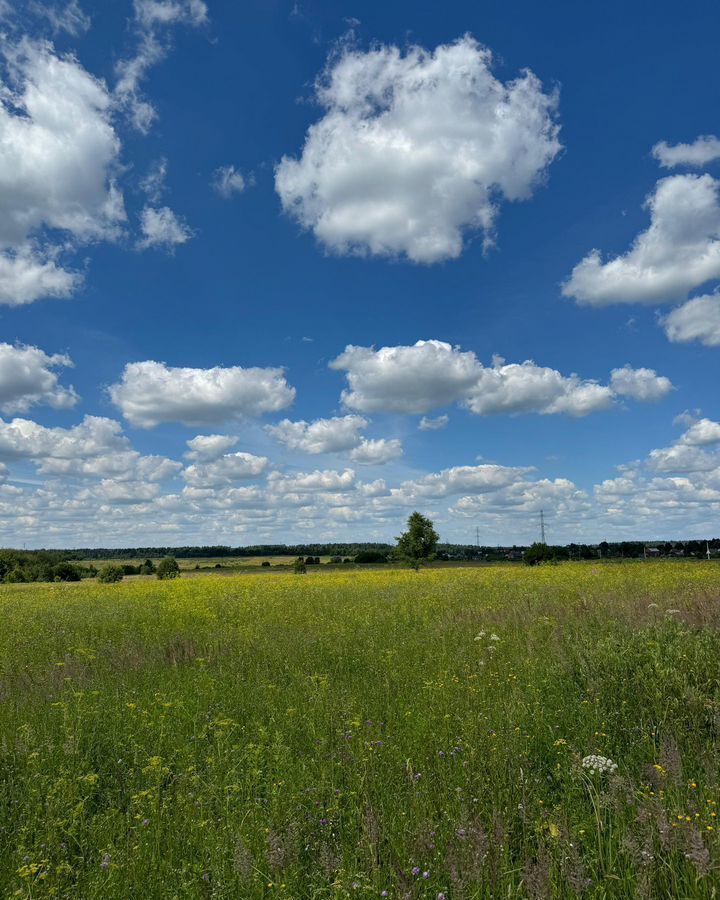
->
[350,438,403,465]
[0,343,78,413]
[662,293,720,347]
[330,340,481,414]
[185,434,239,461]
[137,206,192,251]
[182,451,268,488]
[109,360,296,428]
[609,365,674,402]
[266,415,368,454]
[212,165,249,198]
[652,135,720,169]
[0,40,124,304]
[276,35,561,263]
[465,357,615,417]
[563,174,720,306]
[331,341,666,418]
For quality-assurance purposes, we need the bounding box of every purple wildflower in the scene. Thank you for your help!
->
[100,853,110,871]
[411,866,420,876]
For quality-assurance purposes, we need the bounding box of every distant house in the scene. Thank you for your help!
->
[505,550,524,561]
[645,547,661,557]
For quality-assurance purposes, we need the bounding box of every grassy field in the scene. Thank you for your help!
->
[1,564,719,898]
[76,556,325,572]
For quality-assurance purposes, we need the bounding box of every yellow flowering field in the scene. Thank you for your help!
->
[1,563,719,898]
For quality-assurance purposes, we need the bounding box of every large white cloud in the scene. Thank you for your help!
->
[276,35,561,263]
[465,358,614,417]
[330,340,482,414]
[563,174,720,306]
[109,360,296,428]
[266,415,368,454]
[652,136,720,169]
[0,40,124,304]
[0,413,181,481]
[331,340,669,417]
[662,293,720,347]
[0,343,78,413]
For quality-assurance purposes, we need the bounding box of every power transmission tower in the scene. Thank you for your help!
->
[476,526,480,548]
[540,509,546,545]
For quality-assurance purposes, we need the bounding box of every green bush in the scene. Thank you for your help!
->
[98,564,124,583]
[354,550,388,564]
[156,557,180,580]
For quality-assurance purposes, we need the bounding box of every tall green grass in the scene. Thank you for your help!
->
[1,563,719,898]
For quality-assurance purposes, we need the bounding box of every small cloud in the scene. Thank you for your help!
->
[212,165,251,198]
[137,207,192,251]
[139,158,168,203]
[673,409,701,428]
[418,414,449,431]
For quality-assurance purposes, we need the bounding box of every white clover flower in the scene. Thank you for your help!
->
[489,633,500,641]
[648,603,659,610]
[474,630,486,641]
[582,754,618,775]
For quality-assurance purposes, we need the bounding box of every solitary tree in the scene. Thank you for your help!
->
[396,511,439,570]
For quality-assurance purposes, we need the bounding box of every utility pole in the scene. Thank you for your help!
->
[707,541,712,561]
[476,526,480,548]
[540,509,546,545]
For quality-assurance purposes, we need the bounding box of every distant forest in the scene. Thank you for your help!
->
[50,538,720,561]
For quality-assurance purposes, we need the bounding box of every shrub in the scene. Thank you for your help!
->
[156,557,180,580]
[524,543,555,566]
[141,559,156,575]
[98,564,124,583]
[354,550,388,564]
[51,562,82,582]
[293,558,307,575]
[261,561,271,567]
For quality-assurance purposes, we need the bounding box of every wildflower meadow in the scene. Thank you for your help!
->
[1,562,719,898]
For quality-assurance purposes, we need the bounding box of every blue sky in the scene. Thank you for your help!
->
[1,0,719,547]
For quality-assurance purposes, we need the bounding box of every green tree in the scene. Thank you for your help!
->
[396,511,439,571]
[98,564,124,583]
[523,542,555,566]
[140,558,156,575]
[156,557,180,580]
[293,557,307,575]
